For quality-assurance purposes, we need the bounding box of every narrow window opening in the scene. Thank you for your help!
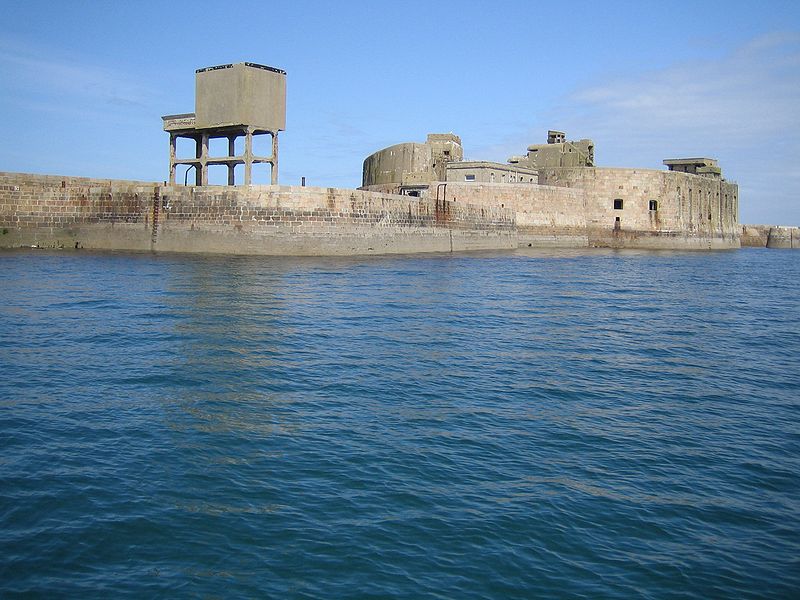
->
[649,199,658,211]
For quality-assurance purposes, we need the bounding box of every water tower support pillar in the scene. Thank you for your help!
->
[272,133,279,185]
[227,136,236,185]
[244,129,253,185]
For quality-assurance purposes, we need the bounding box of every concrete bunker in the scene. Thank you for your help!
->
[509,130,595,170]
[361,134,538,191]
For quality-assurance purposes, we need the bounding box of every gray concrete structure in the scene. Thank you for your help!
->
[361,134,538,190]
[663,158,722,178]
[360,128,744,250]
[361,134,463,188]
[538,165,740,248]
[162,63,286,186]
[445,161,538,184]
[508,130,594,169]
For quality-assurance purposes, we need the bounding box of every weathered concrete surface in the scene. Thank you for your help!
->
[361,130,740,250]
[429,182,589,248]
[195,63,286,132]
[0,172,515,256]
[164,63,286,187]
[445,162,538,185]
[538,167,740,249]
[0,169,756,255]
[362,134,462,187]
[766,226,800,249]
[508,131,594,169]
[741,225,771,247]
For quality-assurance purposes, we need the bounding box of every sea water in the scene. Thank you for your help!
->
[1,248,798,598]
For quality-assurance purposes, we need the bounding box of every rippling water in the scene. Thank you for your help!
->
[1,247,798,598]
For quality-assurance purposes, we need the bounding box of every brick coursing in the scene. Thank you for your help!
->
[0,173,514,253]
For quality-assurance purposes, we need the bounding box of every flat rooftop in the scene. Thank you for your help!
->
[196,62,286,75]
[663,158,718,166]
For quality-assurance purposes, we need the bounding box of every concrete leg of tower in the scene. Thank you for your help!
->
[271,133,278,185]
[194,136,202,186]
[199,134,209,186]
[244,129,253,185]
[227,136,236,186]
[169,133,177,185]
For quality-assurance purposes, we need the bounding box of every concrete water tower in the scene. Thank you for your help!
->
[162,62,287,185]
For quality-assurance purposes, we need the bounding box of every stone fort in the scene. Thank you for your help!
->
[2,61,794,253]
[360,130,740,249]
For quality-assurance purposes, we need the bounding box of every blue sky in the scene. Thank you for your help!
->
[1,0,798,224]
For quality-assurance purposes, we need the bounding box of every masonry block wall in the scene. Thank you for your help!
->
[0,172,516,255]
[539,167,740,249]
[0,172,153,250]
[741,225,770,247]
[429,182,588,247]
[0,169,744,254]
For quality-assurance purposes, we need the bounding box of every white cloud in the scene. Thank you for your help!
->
[570,32,799,140]
[555,32,800,224]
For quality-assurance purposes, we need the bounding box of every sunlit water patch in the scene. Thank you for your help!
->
[1,248,798,598]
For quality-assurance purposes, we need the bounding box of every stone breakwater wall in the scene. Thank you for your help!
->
[0,172,516,255]
[428,182,588,247]
[740,225,799,249]
[765,226,800,249]
[741,225,771,247]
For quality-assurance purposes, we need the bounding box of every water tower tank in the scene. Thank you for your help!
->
[195,62,286,132]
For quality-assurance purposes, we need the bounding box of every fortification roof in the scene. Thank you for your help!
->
[663,158,718,167]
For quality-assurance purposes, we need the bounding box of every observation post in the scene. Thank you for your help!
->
[162,62,286,186]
